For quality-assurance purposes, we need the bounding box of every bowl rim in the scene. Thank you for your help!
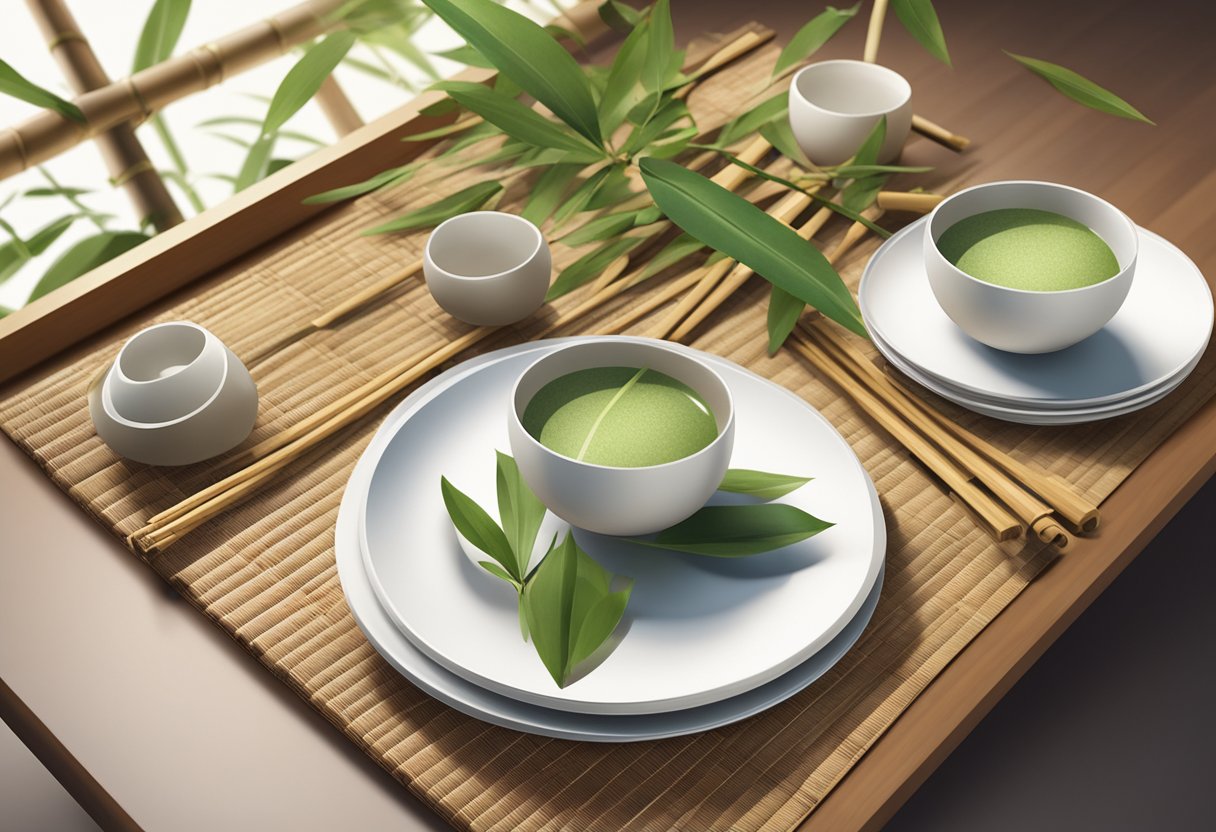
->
[509,337,736,472]
[925,179,1139,297]
[789,59,912,120]
[426,210,545,283]
[102,339,236,429]
[112,320,212,386]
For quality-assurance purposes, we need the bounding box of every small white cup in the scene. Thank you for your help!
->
[89,321,259,466]
[507,338,735,537]
[788,59,912,165]
[924,180,1138,354]
[423,211,551,326]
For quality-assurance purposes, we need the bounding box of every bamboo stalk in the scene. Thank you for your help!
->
[805,323,1071,548]
[911,113,971,152]
[876,190,944,213]
[26,0,183,231]
[863,0,889,63]
[315,75,363,136]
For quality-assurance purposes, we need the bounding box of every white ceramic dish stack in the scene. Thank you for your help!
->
[336,338,887,741]
[859,218,1213,425]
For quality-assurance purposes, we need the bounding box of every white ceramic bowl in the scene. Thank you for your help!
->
[89,321,259,466]
[423,211,551,326]
[788,59,912,165]
[507,339,735,536]
[924,180,1138,354]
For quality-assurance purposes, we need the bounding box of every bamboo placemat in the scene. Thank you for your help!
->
[3,30,1214,831]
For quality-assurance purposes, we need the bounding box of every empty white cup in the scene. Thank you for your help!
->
[507,338,735,537]
[89,321,259,466]
[924,180,1138,354]
[788,59,912,165]
[423,211,551,326]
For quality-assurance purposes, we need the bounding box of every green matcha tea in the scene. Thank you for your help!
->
[936,208,1120,291]
[522,366,718,467]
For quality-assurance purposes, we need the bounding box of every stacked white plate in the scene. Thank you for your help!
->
[859,219,1213,425]
[336,337,887,741]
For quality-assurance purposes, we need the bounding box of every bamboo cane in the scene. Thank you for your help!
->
[863,0,889,63]
[25,0,183,231]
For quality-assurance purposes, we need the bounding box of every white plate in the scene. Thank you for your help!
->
[871,326,1196,424]
[336,342,886,742]
[358,337,885,715]
[859,219,1213,408]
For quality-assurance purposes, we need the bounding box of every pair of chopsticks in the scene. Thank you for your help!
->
[789,321,1099,548]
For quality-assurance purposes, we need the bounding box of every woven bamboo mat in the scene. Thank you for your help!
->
[3,28,1214,832]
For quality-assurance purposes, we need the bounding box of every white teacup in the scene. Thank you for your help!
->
[424,211,551,326]
[507,338,735,537]
[924,181,1138,354]
[788,59,912,165]
[90,321,259,466]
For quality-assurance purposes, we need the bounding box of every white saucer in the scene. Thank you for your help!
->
[358,337,885,715]
[336,342,885,742]
[859,219,1212,411]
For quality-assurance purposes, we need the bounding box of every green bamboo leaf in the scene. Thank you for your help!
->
[546,236,643,301]
[831,163,931,177]
[635,504,833,557]
[435,44,493,68]
[640,157,867,337]
[521,163,581,225]
[440,475,519,582]
[719,468,812,501]
[267,158,294,176]
[584,166,639,210]
[433,81,603,156]
[196,116,324,146]
[772,4,860,78]
[363,25,440,78]
[0,217,30,261]
[717,92,786,148]
[304,161,420,204]
[133,0,191,73]
[1005,52,1153,124]
[0,305,11,318]
[559,209,646,247]
[0,215,75,285]
[622,99,691,156]
[766,285,804,354]
[646,125,698,159]
[422,0,602,145]
[639,232,704,280]
[0,59,84,123]
[233,134,275,192]
[496,451,547,580]
[364,181,502,235]
[479,561,517,585]
[29,231,149,301]
[568,581,631,671]
[598,0,642,34]
[262,31,357,136]
[891,0,951,66]
[641,0,674,96]
[840,117,888,212]
[759,119,811,167]
[546,24,587,49]
[23,186,91,199]
[598,16,650,137]
[551,166,616,229]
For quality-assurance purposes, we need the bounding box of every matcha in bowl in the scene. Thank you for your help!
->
[924,181,1138,354]
[508,338,735,536]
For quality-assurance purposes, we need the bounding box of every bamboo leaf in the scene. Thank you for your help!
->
[433,81,603,156]
[840,116,888,212]
[598,15,650,137]
[634,504,833,557]
[717,92,786,148]
[478,561,517,584]
[641,0,675,96]
[639,232,704,280]
[133,0,191,72]
[546,235,643,300]
[831,163,931,177]
[522,163,581,225]
[598,0,642,34]
[304,161,420,204]
[435,44,493,68]
[622,99,691,156]
[891,0,951,66]
[364,181,502,235]
[0,215,75,285]
[558,209,647,247]
[29,231,149,301]
[0,59,84,123]
[422,0,603,145]
[495,451,547,580]
[262,31,357,136]
[640,158,868,337]
[233,134,275,192]
[766,285,804,354]
[719,468,812,501]
[551,166,616,229]
[440,475,519,582]
[23,186,91,199]
[1005,52,1154,124]
[760,119,811,167]
[773,4,860,78]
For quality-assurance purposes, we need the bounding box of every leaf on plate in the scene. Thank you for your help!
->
[28,231,149,301]
[545,235,643,300]
[440,475,519,585]
[0,59,84,123]
[495,451,547,581]
[633,504,833,557]
[772,4,860,79]
[522,533,632,687]
[639,157,868,338]
[891,0,951,67]
[1005,52,1153,124]
[421,0,603,146]
[719,468,812,501]
[766,285,804,354]
[133,0,191,73]
[262,31,357,137]
[363,181,502,235]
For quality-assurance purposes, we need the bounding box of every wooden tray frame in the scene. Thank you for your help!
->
[2,5,1214,830]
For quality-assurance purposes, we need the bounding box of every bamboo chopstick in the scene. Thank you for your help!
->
[911,114,971,152]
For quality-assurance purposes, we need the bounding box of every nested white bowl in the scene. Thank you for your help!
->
[924,180,1137,354]
[507,338,735,536]
[89,321,258,466]
[788,59,912,165]
[423,211,551,326]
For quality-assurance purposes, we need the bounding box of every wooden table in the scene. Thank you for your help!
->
[2,1,1213,829]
